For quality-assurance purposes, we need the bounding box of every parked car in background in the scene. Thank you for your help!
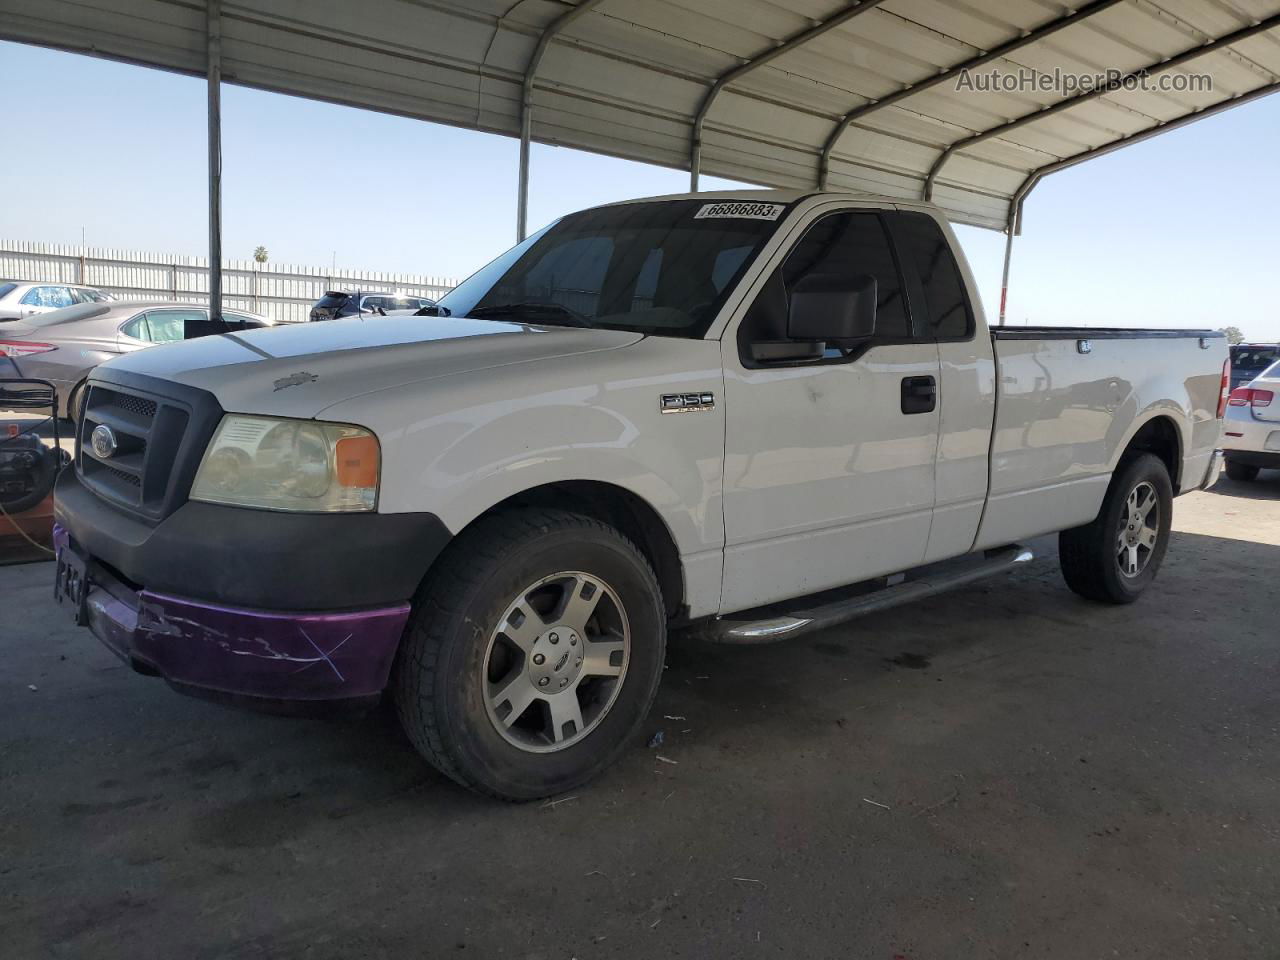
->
[1229,344,1279,391]
[309,290,435,321]
[0,281,116,321]
[1222,359,1280,482]
[0,300,271,418]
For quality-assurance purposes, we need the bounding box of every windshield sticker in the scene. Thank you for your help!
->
[693,202,784,221]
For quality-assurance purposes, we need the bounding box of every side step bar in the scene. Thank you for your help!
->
[702,545,1034,645]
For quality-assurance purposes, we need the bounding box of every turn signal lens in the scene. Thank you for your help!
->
[335,435,379,488]
[1228,387,1252,406]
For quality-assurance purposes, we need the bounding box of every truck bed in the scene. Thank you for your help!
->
[973,328,1226,550]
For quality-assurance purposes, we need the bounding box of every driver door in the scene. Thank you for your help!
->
[720,207,941,613]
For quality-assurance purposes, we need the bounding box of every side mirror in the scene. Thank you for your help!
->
[787,272,877,345]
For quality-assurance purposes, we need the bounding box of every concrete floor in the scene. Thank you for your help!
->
[3,473,1279,959]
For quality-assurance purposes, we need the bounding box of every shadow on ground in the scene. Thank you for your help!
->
[3,498,1278,959]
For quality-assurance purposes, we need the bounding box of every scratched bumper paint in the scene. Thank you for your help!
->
[57,523,411,702]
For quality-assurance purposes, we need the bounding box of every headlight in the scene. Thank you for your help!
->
[190,415,379,512]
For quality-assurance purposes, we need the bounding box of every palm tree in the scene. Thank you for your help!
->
[252,246,269,311]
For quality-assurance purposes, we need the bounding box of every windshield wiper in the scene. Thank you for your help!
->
[466,302,594,328]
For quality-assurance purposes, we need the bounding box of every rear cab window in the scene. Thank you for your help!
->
[889,211,974,341]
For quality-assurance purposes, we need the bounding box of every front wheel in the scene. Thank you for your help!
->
[394,508,666,800]
[1059,453,1173,604]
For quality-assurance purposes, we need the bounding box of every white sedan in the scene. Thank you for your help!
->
[1223,359,1280,482]
[0,281,115,321]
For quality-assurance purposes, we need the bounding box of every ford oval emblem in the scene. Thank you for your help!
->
[91,424,118,459]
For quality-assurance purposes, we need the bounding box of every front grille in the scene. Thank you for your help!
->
[111,394,157,419]
[78,383,191,519]
[103,464,142,488]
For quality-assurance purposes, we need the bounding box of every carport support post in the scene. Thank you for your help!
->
[998,222,1014,327]
[207,0,223,321]
[517,117,530,243]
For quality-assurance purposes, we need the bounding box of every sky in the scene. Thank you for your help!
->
[1,40,1278,339]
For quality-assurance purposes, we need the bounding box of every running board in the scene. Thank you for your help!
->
[702,545,1034,645]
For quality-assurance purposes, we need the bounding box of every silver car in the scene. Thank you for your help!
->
[0,281,116,321]
[1222,359,1280,482]
[0,300,271,417]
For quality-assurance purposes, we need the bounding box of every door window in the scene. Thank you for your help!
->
[120,314,150,340]
[134,308,206,342]
[740,211,910,356]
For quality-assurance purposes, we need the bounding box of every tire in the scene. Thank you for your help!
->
[1059,453,1173,604]
[394,507,666,801]
[0,441,60,515]
[1225,459,1259,483]
[66,378,88,425]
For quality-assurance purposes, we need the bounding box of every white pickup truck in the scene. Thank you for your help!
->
[54,191,1228,800]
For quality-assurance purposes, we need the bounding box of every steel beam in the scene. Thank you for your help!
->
[207,0,222,320]
[925,13,1280,201]
[817,0,1126,189]
[517,0,607,241]
[689,0,886,191]
[997,225,1014,326]
[1010,80,1280,235]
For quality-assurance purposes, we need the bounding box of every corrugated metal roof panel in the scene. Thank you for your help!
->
[2,0,1278,230]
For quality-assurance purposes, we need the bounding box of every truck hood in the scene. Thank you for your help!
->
[94,315,644,418]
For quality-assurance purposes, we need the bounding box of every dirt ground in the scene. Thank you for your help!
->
[3,471,1278,959]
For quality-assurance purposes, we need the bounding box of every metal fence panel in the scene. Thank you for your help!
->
[0,240,456,323]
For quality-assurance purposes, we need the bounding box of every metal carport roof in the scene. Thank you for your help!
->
[5,0,1280,233]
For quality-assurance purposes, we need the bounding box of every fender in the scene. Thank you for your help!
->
[319,337,730,618]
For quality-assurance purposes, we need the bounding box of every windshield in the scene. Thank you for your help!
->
[435,199,790,338]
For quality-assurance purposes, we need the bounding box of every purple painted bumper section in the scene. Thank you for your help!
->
[55,525,411,703]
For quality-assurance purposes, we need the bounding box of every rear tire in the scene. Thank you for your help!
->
[1059,453,1173,604]
[1225,459,1259,483]
[394,507,666,801]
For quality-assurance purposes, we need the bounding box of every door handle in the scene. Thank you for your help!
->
[901,375,936,414]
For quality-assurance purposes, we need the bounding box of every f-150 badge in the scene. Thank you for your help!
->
[661,392,715,414]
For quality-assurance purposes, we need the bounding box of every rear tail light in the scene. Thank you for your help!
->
[0,339,57,358]
[1228,387,1274,409]
[1218,359,1230,418]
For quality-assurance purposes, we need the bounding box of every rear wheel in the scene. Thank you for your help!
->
[1225,459,1259,483]
[1059,453,1173,604]
[394,508,666,801]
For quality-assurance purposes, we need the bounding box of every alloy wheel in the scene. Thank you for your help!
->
[482,571,630,752]
[1116,480,1160,578]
